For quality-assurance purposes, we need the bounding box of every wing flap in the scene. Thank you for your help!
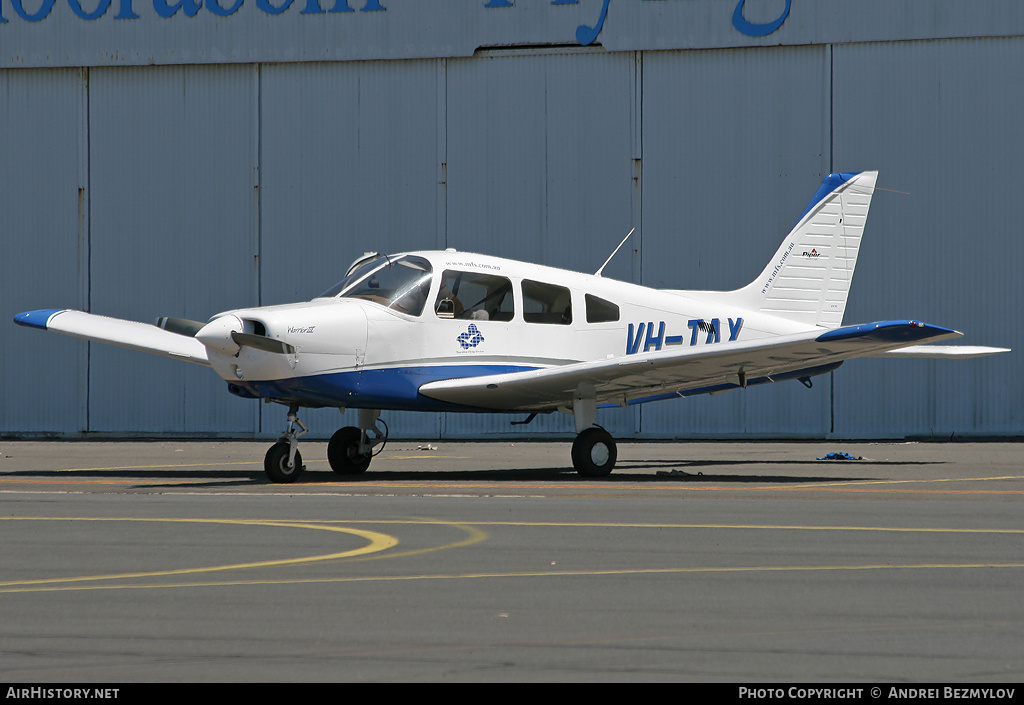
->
[15,309,210,366]
[419,320,964,411]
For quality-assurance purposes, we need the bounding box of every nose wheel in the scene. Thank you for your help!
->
[264,404,307,483]
[265,441,304,483]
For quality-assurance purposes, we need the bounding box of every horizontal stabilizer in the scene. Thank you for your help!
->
[814,319,959,345]
[871,345,1010,359]
[15,309,210,366]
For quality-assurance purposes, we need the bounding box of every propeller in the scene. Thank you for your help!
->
[230,331,295,355]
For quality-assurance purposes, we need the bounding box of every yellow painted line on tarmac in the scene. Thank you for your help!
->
[321,518,1024,536]
[0,453,467,474]
[0,516,1018,594]
[376,456,471,460]
[32,461,260,472]
[0,517,491,593]
[777,487,1024,495]
[628,473,1024,495]
[2,561,1022,595]
[0,517,398,588]
[675,486,1024,495]
[815,475,1024,486]
[309,520,1024,541]
[718,474,1024,495]
[348,518,489,562]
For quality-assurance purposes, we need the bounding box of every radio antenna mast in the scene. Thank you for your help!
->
[595,227,635,277]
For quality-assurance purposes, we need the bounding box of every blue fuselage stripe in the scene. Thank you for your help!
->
[231,364,541,411]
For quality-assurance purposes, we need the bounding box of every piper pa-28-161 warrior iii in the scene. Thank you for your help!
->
[15,172,1009,482]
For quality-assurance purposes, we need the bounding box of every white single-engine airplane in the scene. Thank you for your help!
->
[15,172,1008,482]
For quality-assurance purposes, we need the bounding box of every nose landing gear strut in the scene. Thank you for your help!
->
[264,404,308,483]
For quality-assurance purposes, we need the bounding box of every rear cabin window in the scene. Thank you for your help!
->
[585,294,619,323]
[435,270,514,321]
[523,280,572,325]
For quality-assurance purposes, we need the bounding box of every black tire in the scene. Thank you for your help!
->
[571,427,617,478]
[328,426,372,475]
[265,441,303,483]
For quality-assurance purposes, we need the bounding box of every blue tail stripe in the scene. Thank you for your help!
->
[796,172,861,224]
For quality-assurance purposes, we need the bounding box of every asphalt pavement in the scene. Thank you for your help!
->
[0,440,1021,683]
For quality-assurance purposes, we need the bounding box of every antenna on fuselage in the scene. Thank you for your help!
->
[595,227,635,277]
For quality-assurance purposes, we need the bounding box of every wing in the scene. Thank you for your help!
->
[419,320,999,411]
[14,309,210,366]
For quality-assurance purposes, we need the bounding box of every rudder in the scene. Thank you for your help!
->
[732,171,878,328]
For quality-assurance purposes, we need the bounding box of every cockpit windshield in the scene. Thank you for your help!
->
[318,255,433,317]
[318,253,389,299]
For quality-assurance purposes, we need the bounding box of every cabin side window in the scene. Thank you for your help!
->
[585,294,619,323]
[522,280,572,325]
[435,270,514,321]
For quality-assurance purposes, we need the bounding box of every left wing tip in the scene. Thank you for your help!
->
[13,309,65,330]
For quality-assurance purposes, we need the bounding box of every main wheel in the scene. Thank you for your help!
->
[328,426,372,475]
[265,441,303,483]
[571,427,617,478]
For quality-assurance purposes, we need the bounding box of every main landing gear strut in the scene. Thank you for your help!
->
[263,406,387,483]
[568,384,617,478]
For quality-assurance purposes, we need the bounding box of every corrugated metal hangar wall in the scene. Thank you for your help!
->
[2,1,1020,439]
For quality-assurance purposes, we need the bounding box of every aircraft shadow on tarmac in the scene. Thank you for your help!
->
[347,456,935,484]
[3,456,939,487]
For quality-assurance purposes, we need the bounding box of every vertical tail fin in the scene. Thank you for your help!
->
[731,171,878,328]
